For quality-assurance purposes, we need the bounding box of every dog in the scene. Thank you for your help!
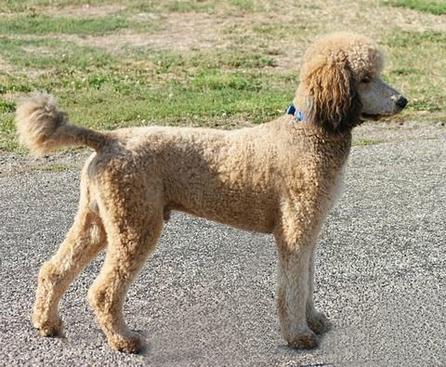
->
[16,32,407,353]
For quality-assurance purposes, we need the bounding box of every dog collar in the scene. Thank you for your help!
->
[286,104,304,122]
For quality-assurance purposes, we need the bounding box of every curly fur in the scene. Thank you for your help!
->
[16,92,106,155]
[296,32,384,133]
[17,32,406,354]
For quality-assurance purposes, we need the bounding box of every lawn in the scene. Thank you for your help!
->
[0,0,445,152]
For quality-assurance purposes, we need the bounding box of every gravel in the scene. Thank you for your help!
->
[0,125,445,366]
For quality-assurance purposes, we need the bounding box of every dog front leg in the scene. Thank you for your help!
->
[274,229,319,349]
[306,251,332,334]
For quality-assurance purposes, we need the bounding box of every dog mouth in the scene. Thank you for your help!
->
[360,113,382,121]
[361,109,404,121]
[361,103,407,121]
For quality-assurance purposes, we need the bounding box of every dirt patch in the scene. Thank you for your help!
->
[75,11,230,53]
[0,55,14,73]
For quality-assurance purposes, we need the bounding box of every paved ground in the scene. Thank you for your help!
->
[0,127,445,366]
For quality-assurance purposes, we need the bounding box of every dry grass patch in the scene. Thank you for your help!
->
[79,12,226,53]
[45,3,126,17]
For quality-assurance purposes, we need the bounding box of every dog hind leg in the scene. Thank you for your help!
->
[32,186,107,337]
[87,198,163,354]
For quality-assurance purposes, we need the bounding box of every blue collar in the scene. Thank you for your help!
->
[286,104,304,122]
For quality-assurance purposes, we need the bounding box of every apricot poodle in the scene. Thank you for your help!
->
[16,32,407,353]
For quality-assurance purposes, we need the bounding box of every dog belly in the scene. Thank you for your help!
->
[166,188,277,233]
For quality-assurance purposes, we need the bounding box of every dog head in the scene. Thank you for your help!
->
[295,32,407,133]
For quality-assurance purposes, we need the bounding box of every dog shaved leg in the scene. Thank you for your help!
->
[276,233,318,349]
[32,185,107,337]
[306,251,331,334]
[88,203,163,354]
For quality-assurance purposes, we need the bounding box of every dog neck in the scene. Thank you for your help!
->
[285,104,305,122]
[293,88,362,134]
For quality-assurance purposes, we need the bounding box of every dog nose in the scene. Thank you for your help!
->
[396,96,408,109]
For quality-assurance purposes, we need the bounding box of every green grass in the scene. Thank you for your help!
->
[60,51,291,127]
[383,0,446,15]
[228,0,258,11]
[31,163,77,172]
[164,0,217,12]
[0,38,113,71]
[0,15,129,35]
[354,139,384,146]
[386,30,446,47]
[385,30,446,115]
[0,0,112,12]
[130,0,262,13]
[0,36,295,151]
[0,0,445,153]
[126,0,218,13]
[0,111,19,152]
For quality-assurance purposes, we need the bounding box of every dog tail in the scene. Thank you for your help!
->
[16,92,110,155]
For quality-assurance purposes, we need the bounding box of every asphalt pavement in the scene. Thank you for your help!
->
[0,132,445,366]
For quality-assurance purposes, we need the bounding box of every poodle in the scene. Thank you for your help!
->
[16,32,407,353]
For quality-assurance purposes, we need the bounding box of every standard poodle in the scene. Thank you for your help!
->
[16,32,407,353]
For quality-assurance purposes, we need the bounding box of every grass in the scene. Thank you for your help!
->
[0,38,112,70]
[0,0,111,12]
[384,30,446,116]
[354,139,385,146]
[0,38,294,150]
[0,15,129,35]
[31,163,77,172]
[383,0,446,15]
[0,0,445,153]
[126,0,218,13]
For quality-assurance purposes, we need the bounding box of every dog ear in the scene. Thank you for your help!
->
[301,59,362,133]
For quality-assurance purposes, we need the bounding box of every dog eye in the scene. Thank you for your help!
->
[361,77,371,83]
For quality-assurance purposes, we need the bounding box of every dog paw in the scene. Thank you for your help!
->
[108,331,144,354]
[32,316,64,337]
[286,329,319,349]
[308,312,332,335]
